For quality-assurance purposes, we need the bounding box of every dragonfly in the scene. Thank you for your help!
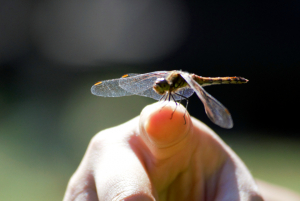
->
[91,70,248,128]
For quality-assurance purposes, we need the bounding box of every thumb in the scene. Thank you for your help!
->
[139,101,192,159]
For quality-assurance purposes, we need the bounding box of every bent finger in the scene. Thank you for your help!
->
[92,119,156,200]
[63,138,98,201]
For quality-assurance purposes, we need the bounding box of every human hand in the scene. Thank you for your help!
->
[63,102,263,201]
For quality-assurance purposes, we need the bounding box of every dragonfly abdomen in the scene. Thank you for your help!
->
[192,75,248,86]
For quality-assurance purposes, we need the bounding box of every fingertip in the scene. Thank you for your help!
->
[140,102,191,148]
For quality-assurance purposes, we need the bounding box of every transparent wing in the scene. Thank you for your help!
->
[136,88,164,100]
[91,72,168,100]
[180,73,233,128]
[119,71,168,94]
[91,74,141,97]
[91,71,195,101]
[122,73,164,100]
[136,87,195,101]
[173,88,194,100]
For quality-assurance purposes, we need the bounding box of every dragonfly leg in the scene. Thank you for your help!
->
[159,94,165,102]
[169,93,178,120]
[159,93,170,112]
[182,98,189,125]
[174,93,189,125]
[164,92,169,102]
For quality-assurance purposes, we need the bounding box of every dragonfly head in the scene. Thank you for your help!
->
[153,78,170,95]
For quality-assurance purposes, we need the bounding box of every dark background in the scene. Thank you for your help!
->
[0,0,299,200]
[1,0,299,134]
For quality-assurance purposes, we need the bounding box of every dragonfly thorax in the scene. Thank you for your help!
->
[153,72,189,95]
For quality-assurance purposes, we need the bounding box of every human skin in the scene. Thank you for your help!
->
[63,102,264,201]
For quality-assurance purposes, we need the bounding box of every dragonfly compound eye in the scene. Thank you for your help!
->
[153,78,170,95]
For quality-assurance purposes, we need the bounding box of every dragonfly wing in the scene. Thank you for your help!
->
[119,71,168,95]
[137,87,194,101]
[136,88,164,100]
[91,78,134,97]
[173,88,194,100]
[181,73,233,128]
[120,73,164,100]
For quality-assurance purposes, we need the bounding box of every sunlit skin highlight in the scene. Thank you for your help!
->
[143,102,190,147]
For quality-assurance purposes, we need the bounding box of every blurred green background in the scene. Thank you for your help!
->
[1,0,299,200]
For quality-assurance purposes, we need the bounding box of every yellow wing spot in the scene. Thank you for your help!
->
[121,74,129,78]
[94,81,102,86]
